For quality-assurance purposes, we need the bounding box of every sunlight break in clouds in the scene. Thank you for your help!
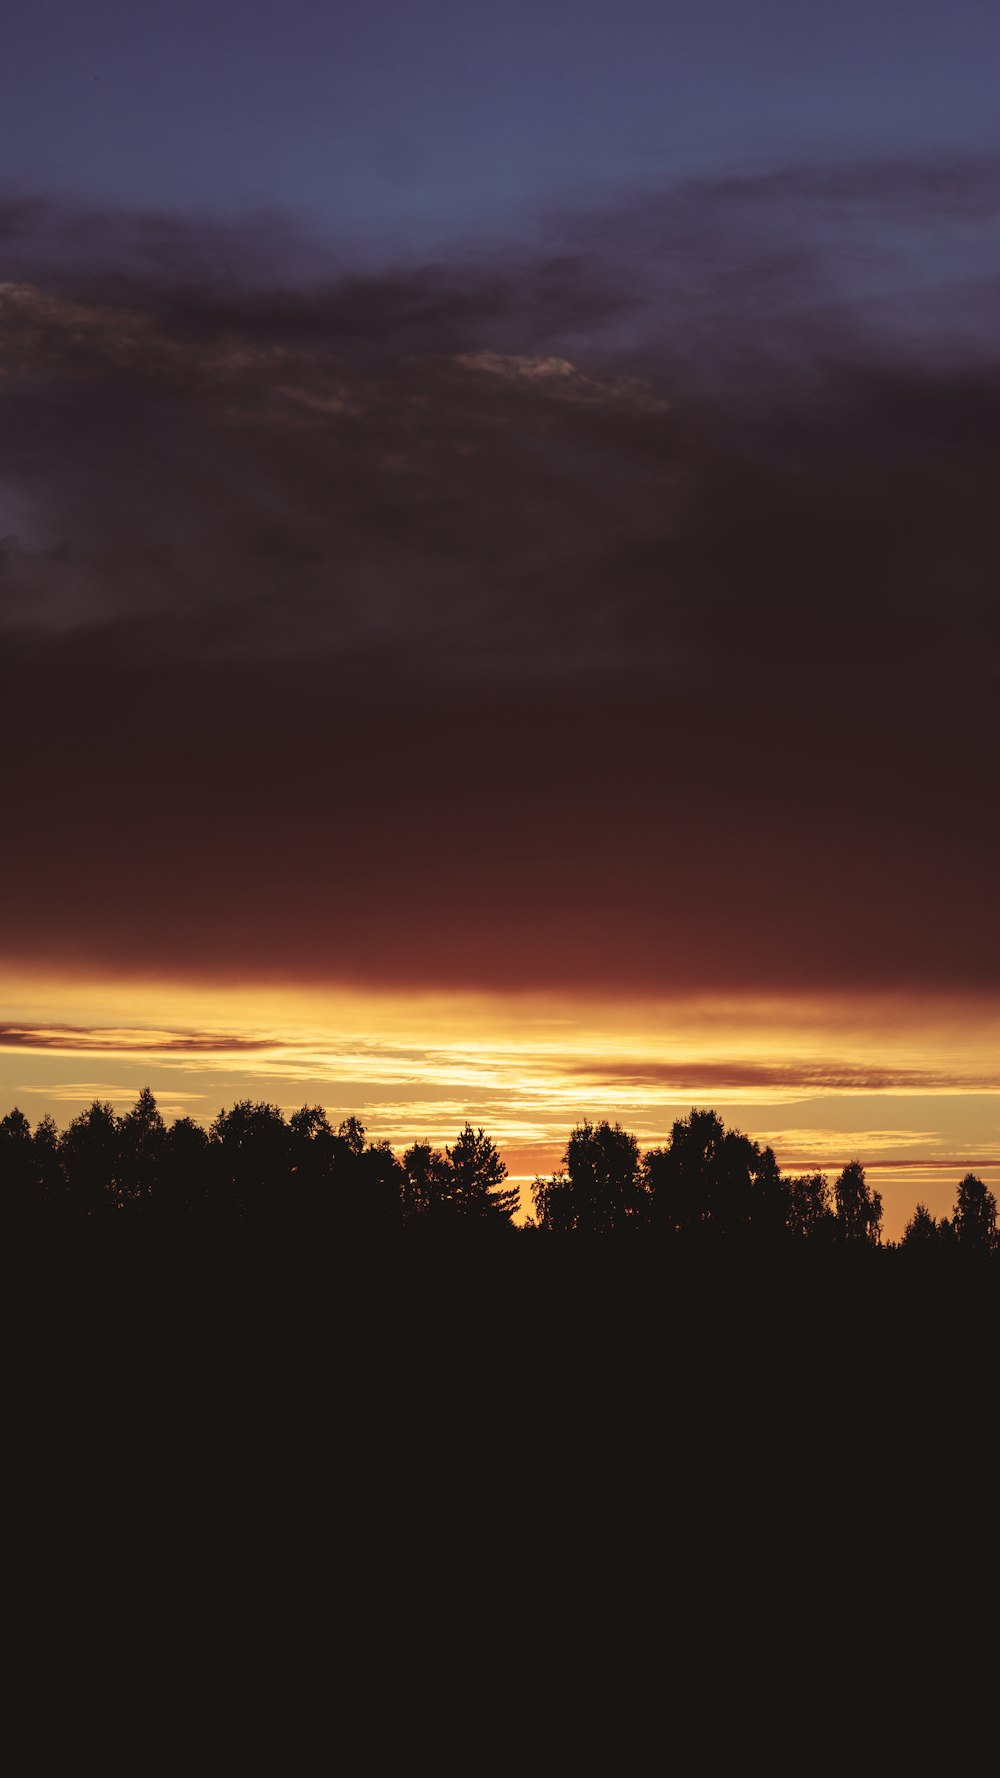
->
[2,974,997,1238]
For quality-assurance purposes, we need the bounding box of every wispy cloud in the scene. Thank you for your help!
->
[15,1080,207,1108]
[566,1059,1000,1094]
[0,1023,275,1054]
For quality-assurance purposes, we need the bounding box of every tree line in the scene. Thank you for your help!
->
[0,1091,995,1250]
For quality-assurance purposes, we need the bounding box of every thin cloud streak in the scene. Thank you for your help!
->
[0,1022,277,1054]
[817,1157,1000,1171]
[566,1060,1000,1094]
[14,1080,208,1107]
[4,1016,998,1099]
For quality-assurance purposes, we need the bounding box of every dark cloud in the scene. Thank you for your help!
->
[1,160,998,994]
[565,1060,1000,1094]
[0,1024,274,1054]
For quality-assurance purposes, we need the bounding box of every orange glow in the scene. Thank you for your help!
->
[2,970,997,1239]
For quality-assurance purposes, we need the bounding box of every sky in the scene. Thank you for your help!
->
[2,2,998,1233]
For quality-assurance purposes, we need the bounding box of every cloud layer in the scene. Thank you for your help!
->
[2,161,998,994]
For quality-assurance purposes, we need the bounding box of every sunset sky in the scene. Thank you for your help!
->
[2,2,998,1235]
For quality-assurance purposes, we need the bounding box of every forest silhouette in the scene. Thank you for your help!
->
[0,1089,995,1253]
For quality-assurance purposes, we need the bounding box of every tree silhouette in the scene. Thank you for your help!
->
[315,1117,403,1231]
[444,1124,519,1228]
[288,1106,335,1215]
[645,1108,724,1237]
[402,1142,454,1224]
[0,1109,35,1223]
[210,1100,290,1219]
[741,1140,789,1240]
[644,1109,786,1240]
[338,1116,366,1157]
[118,1087,166,1212]
[834,1160,882,1245]
[354,1137,405,1231]
[533,1119,647,1232]
[786,1172,836,1243]
[530,1165,576,1233]
[900,1202,941,1248]
[1,1088,994,1253]
[162,1115,211,1216]
[32,1114,64,1220]
[951,1173,997,1252]
[61,1100,120,1217]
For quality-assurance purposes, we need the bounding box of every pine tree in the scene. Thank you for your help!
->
[445,1124,519,1227]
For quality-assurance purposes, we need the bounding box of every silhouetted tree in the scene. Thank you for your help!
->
[61,1100,120,1217]
[530,1167,576,1233]
[310,1117,405,1230]
[834,1160,882,1245]
[288,1106,335,1214]
[786,1172,836,1243]
[645,1109,785,1240]
[900,1203,941,1249]
[402,1142,453,1224]
[209,1100,290,1218]
[444,1124,519,1228]
[2,1088,994,1257]
[743,1141,790,1240]
[338,1116,366,1157]
[952,1173,997,1252]
[356,1138,406,1231]
[0,1108,36,1223]
[162,1116,211,1216]
[534,1119,646,1232]
[118,1087,166,1212]
[32,1114,64,1220]
[646,1109,724,1237]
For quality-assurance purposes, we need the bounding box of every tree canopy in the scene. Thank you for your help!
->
[0,1090,995,1257]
